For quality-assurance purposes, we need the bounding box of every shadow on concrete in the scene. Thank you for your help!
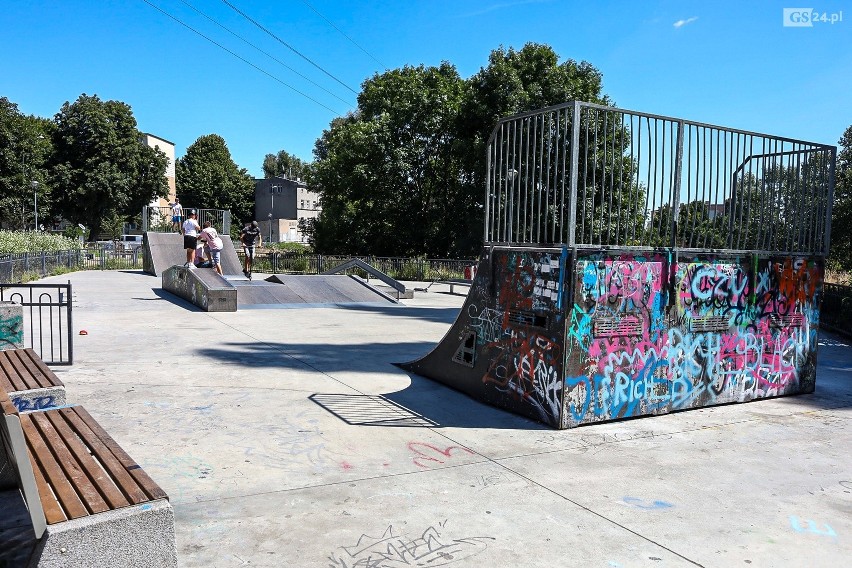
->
[196,340,437,373]
[151,288,203,312]
[769,331,852,412]
[333,303,462,325]
[195,339,545,429]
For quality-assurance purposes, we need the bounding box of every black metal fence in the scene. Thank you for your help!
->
[247,253,477,281]
[486,100,836,255]
[142,206,231,235]
[0,282,73,365]
[0,247,143,281]
[822,283,852,337]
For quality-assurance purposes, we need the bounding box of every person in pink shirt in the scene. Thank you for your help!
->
[199,221,224,276]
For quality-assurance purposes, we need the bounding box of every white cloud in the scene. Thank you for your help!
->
[673,16,698,28]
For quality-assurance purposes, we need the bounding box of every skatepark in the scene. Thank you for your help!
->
[2,102,849,566]
[1,268,849,567]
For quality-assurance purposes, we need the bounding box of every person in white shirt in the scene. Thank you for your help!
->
[171,198,183,232]
[199,221,224,276]
[181,211,201,267]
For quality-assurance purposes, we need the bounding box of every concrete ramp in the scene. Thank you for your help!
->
[144,232,242,276]
[263,275,398,305]
[401,246,823,429]
[162,269,397,311]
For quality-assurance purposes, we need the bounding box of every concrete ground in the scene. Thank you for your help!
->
[16,270,852,566]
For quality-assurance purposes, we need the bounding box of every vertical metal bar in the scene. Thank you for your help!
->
[569,101,581,248]
[581,106,590,243]
[544,112,553,242]
[824,146,836,256]
[671,120,684,249]
[536,113,546,243]
[508,119,517,243]
[523,117,531,241]
[615,112,625,244]
[559,108,568,244]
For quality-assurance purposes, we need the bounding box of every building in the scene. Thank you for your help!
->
[253,176,321,243]
[140,133,176,207]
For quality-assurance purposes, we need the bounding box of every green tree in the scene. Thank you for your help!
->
[175,134,255,227]
[311,63,468,256]
[830,126,852,269]
[0,98,54,229]
[51,94,168,240]
[311,43,617,257]
[262,150,311,180]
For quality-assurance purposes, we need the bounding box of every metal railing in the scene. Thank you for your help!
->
[142,206,231,235]
[0,282,73,365]
[486,101,836,255]
[249,253,476,281]
[0,247,143,281]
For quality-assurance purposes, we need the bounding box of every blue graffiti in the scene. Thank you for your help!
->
[789,516,837,538]
[13,395,56,412]
[623,497,674,510]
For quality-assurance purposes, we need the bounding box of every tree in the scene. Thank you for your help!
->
[310,63,467,256]
[51,94,168,240]
[830,126,852,270]
[0,98,54,229]
[310,43,616,257]
[262,150,311,180]
[175,134,255,228]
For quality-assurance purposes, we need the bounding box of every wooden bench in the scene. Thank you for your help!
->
[0,389,177,567]
[0,348,66,412]
[436,279,473,295]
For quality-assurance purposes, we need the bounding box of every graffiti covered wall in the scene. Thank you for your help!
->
[563,254,822,427]
[404,247,823,429]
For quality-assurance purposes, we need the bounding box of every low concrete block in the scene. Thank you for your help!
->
[162,265,237,312]
[0,302,24,351]
[30,499,177,567]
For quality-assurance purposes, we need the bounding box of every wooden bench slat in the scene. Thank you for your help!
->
[59,407,153,504]
[0,387,18,416]
[27,448,68,524]
[22,348,63,389]
[11,350,43,389]
[43,410,131,511]
[20,414,90,520]
[0,352,28,392]
[71,407,167,501]
[30,412,111,516]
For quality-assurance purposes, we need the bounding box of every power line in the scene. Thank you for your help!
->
[140,0,342,115]
[297,0,386,70]
[220,0,358,95]
[178,0,354,108]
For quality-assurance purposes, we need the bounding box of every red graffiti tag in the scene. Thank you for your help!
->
[408,442,475,469]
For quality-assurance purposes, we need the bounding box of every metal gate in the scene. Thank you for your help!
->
[0,282,73,365]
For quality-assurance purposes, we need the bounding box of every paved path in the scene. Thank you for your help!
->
[32,270,852,566]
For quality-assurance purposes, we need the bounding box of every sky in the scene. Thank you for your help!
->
[1,1,850,179]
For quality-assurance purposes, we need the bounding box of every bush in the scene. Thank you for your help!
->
[0,230,82,254]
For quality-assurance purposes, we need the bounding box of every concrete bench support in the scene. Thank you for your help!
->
[0,390,177,567]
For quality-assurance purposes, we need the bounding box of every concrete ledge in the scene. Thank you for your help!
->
[9,386,66,413]
[30,499,177,567]
[162,265,237,312]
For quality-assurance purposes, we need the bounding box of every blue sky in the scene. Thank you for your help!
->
[1,1,849,178]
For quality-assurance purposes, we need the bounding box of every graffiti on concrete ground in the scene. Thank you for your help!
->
[328,520,495,567]
[408,442,475,469]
